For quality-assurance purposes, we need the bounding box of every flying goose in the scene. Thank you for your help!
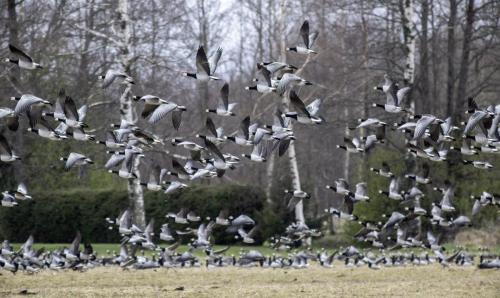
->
[354,182,370,201]
[413,115,443,140]
[11,183,32,200]
[326,178,352,196]
[166,159,192,180]
[276,73,312,96]
[405,163,431,184]
[204,139,232,175]
[326,207,358,221]
[0,134,20,162]
[108,151,140,179]
[139,166,165,191]
[284,189,310,210]
[462,160,493,170]
[357,118,386,129]
[6,44,42,69]
[381,211,406,230]
[160,224,175,242]
[225,116,253,146]
[206,83,237,116]
[237,225,259,244]
[98,69,134,88]
[258,62,297,77]
[12,94,52,116]
[285,91,323,124]
[147,101,186,127]
[96,131,125,149]
[370,162,394,178]
[26,115,66,141]
[61,152,93,170]
[245,64,276,93]
[337,136,364,153]
[164,180,188,194]
[196,117,225,144]
[379,178,403,200]
[183,46,222,81]
[1,191,17,207]
[242,142,268,162]
[192,221,215,248]
[287,20,319,55]
[215,209,232,226]
[373,75,410,113]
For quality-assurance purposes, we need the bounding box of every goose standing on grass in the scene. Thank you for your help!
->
[183,46,222,81]
[61,152,93,170]
[0,134,20,162]
[5,44,42,69]
[373,74,410,113]
[207,83,237,116]
[287,20,319,55]
[98,69,134,88]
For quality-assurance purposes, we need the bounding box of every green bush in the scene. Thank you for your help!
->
[0,184,275,245]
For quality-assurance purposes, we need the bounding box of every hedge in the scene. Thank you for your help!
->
[0,184,273,244]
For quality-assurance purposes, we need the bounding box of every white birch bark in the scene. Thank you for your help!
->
[278,0,305,224]
[403,0,416,85]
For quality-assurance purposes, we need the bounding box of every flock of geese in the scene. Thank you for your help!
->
[1,20,500,274]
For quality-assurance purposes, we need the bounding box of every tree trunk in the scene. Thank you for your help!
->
[278,0,305,224]
[455,0,475,119]
[446,0,457,117]
[418,0,430,114]
[402,0,416,85]
[117,0,145,229]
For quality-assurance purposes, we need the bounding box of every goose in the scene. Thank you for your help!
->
[60,152,92,170]
[287,20,319,54]
[413,115,443,140]
[370,162,394,178]
[440,186,456,212]
[108,152,140,179]
[284,189,310,210]
[245,64,276,93]
[326,178,352,196]
[96,131,125,148]
[357,118,386,129]
[167,208,189,224]
[147,101,186,126]
[276,73,312,96]
[187,211,201,222]
[337,136,364,153]
[183,46,222,81]
[26,116,66,141]
[258,62,297,76]
[225,116,253,146]
[379,178,403,200]
[229,214,256,228]
[1,191,18,207]
[204,139,231,174]
[440,117,459,141]
[12,183,32,200]
[450,139,478,155]
[242,142,267,162]
[325,207,358,221]
[98,69,134,88]
[12,94,52,116]
[285,91,323,124]
[6,44,42,69]
[64,127,95,142]
[140,220,156,250]
[215,209,232,226]
[237,225,259,244]
[196,117,225,144]
[463,160,493,169]
[354,182,370,201]
[0,134,20,162]
[381,211,406,230]
[166,159,192,180]
[206,83,236,116]
[373,75,410,113]
[451,215,472,227]
[139,166,165,191]
[159,224,175,242]
[164,181,188,194]
[191,221,215,248]
[478,258,500,269]
[54,96,88,128]
[405,163,431,184]
[463,109,491,136]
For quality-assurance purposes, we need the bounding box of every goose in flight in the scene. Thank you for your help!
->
[184,46,222,81]
[196,117,225,144]
[11,94,52,116]
[373,74,410,113]
[378,178,403,200]
[226,116,253,146]
[285,91,323,124]
[98,69,134,88]
[242,142,268,162]
[0,134,20,162]
[276,73,312,96]
[5,44,42,69]
[245,64,276,93]
[206,83,237,116]
[287,20,319,55]
[370,162,394,178]
[60,152,93,170]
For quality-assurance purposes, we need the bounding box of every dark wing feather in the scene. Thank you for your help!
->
[240,116,250,140]
[63,96,80,121]
[9,44,33,63]
[196,46,211,76]
[172,110,183,130]
[141,103,158,119]
[289,91,310,117]
[206,117,218,137]
[299,21,310,48]
[220,83,229,110]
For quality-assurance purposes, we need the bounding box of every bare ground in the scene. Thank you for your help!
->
[0,265,499,297]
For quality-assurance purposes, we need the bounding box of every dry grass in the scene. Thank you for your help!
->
[0,265,499,297]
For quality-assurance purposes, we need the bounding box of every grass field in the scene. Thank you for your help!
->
[0,264,499,297]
